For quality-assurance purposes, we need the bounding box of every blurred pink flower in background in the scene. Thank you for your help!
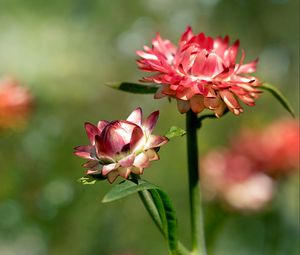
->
[137,26,261,116]
[0,77,32,130]
[231,119,300,178]
[201,119,299,211]
[74,108,168,183]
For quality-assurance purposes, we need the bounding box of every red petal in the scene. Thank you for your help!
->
[237,58,258,74]
[145,135,168,150]
[219,90,241,110]
[204,96,222,109]
[97,120,109,133]
[126,107,142,125]
[95,128,125,158]
[84,122,99,145]
[107,171,119,183]
[214,102,227,118]
[201,54,224,77]
[224,40,240,67]
[180,26,193,43]
[118,167,131,178]
[177,99,190,113]
[119,154,135,168]
[136,50,158,60]
[143,110,159,135]
[102,163,118,176]
[190,95,205,113]
[133,152,149,168]
[146,149,160,161]
[130,126,144,151]
[191,50,207,76]
[74,145,95,159]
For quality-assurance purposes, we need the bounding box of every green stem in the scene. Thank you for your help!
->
[186,110,207,255]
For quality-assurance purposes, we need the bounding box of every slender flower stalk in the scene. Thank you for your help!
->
[186,110,206,255]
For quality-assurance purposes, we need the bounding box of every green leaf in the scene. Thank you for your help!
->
[106,82,158,94]
[102,179,179,254]
[102,179,159,203]
[78,176,97,185]
[261,83,295,117]
[165,126,186,139]
[149,189,178,253]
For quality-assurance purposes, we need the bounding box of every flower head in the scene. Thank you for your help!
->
[137,26,261,116]
[201,150,275,212]
[201,119,299,212]
[230,119,300,178]
[0,77,32,129]
[74,108,168,183]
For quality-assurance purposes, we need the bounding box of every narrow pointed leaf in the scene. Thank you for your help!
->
[102,179,158,203]
[138,190,165,236]
[106,82,159,94]
[261,83,295,117]
[149,189,178,253]
[165,126,186,139]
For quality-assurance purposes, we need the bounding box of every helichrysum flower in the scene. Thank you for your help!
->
[0,77,32,129]
[230,119,300,178]
[137,26,261,116]
[201,150,274,212]
[74,108,168,183]
[201,119,299,211]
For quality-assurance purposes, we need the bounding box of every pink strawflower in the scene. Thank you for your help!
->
[201,119,299,211]
[201,150,274,212]
[74,108,168,183]
[231,119,300,178]
[0,77,32,129]
[137,26,261,116]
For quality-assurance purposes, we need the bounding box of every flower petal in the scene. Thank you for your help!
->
[180,26,193,44]
[177,99,190,113]
[134,152,150,168]
[107,171,119,183]
[84,122,99,145]
[96,122,130,156]
[102,163,119,176]
[130,126,145,151]
[190,95,205,113]
[201,53,224,77]
[131,166,143,175]
[146,149,159,161]
[145,135,168,150]
[219,90,241,113]
[86,168,102,175]
[74,145,95,159]
[82,160,99,168]
[224,40,240,67]
[126,107,142,126]
[119,154,135,167]
[154,86,167,99]
[214,102,227,118]
[204,96,222,109]
[237,58,258,74]
[143,110,159,135]
[118,167,131,178]
[97,120,109,133]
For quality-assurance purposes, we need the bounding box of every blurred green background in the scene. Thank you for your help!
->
[0,0,299,254]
